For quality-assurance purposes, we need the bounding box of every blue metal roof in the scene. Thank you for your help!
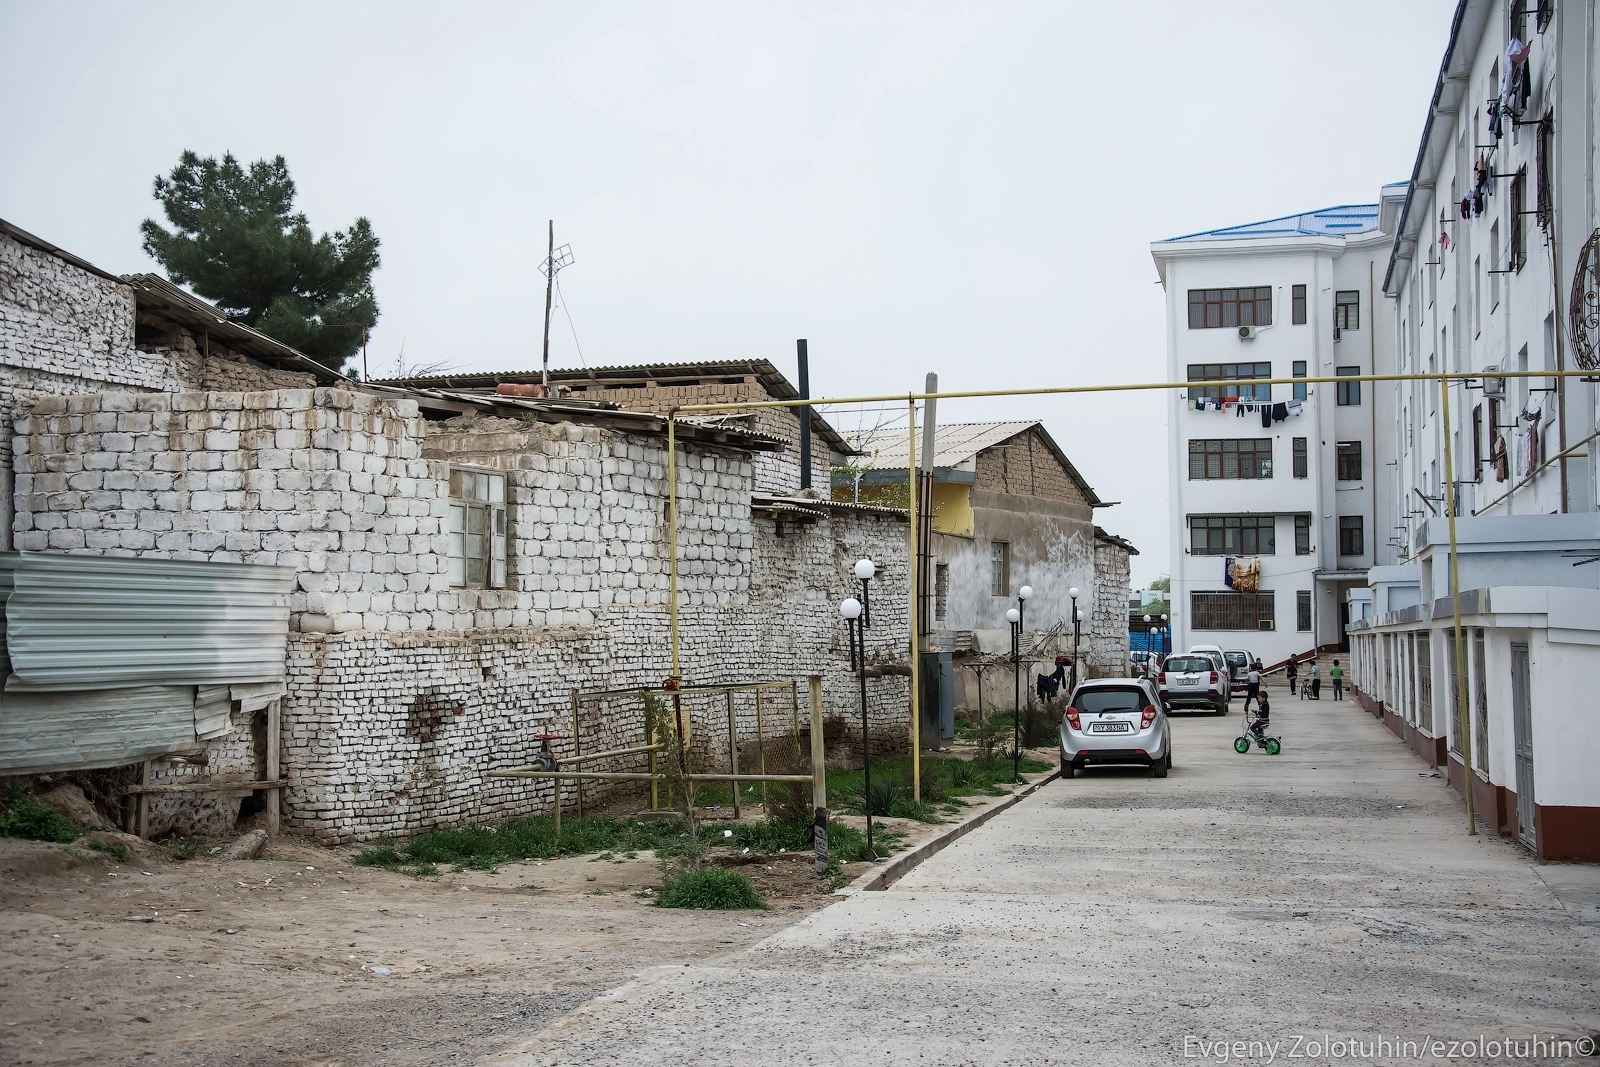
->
[1161,203,1381,243]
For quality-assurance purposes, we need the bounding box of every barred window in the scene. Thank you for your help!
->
[1190,515,1275,556]
[1294,515,1311,555]
[1191,591,1275,631]
[1336,442,1362,481]
[990,542,1009,597]
[1296,590,1312,631]
[1188,438,1273,479]
[448,468,507,588]
[1187,362,1272,401]
[1188,287,1273,329]
[1339,515,1365,557]
[1293,437,1308,478]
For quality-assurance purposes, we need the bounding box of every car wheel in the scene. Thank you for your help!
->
[1150,756,1168,779]
[1166,743,1174,770]
[1214,700,1227,716]
[1059,751,1075,778]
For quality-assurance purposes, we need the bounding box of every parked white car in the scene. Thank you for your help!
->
[1060,677,1172,778]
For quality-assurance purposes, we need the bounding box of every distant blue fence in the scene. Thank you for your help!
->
[1129,628,1168,655]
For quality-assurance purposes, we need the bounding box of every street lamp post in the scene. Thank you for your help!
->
[841,558,877,859]
[1007,584,1033,783]
[1068,587,1082,691]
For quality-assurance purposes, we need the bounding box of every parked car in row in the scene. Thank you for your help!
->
[1158,653,1230,715]
[1223,649,1253,695]
[1060,677,1172,778]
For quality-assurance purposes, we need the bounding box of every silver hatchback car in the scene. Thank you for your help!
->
[1060,677,1172,779]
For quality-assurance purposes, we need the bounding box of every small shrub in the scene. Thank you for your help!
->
[85,838,129,863]
[864,777,906,818]
[655,866,766,910]
[168,839,200,860]
[0,790,80,843]
[948,760,978,788]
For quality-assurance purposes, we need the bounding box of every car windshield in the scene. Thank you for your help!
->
[1076,688,1146,714]
[1165,657,1211,673]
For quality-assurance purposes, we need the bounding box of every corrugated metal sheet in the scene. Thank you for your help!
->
[194,685,233,740]
[0,554,15,676]
[0,685,198,776]
[4,553,295,692]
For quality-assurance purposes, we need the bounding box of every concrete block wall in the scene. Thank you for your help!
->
[1088,538,1133,677]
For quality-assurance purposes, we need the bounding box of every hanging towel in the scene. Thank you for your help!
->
[1271,402,1288,423]
[1286,399,1304,417]
[1261,405,1272,428]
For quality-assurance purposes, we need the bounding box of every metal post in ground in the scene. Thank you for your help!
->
[809,675,828,877]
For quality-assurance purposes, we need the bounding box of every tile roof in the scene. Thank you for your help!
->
[1159,204,1381,243]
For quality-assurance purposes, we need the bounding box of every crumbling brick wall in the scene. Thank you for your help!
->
[1089,536,1133,677]
[973,427,1090,506]
[14,387,912,841]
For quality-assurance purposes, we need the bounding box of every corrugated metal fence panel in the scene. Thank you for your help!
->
[194,685,234,740]
[0,554,15,676]
[0,685,198,776]
[4,554,295,692]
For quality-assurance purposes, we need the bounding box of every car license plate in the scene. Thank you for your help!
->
[1090,722,1131,733]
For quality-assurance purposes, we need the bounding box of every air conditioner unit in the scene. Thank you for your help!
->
[1483,375,1507,399]
[1258,619,1275,631]
[1238,326,1259,340]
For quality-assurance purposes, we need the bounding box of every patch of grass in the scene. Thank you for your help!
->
[654,866,766,910]
[0,790,80,843]
[85,838,128,863]
[168,839,200,860]
[351,814,693,874]
[350,841,440,877]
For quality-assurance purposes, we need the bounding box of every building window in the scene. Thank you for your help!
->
[1335,366,1362,406]
[448,468,507,588]
[990,542,1009,597]
[1292,360,1307,401]
[1336,442,1362,481]
[1334,290,1360,331]
[1187,287,1273,329]
[1296,590,1312,631]
[1291,284,1307,325]
[1472,404,1483,481]
[1191,591,1275,631]
[1292,438,1307,479]
[1188,438,1273,480]
[1510,167,1527,272]
[935,564,949,623]
[1294,515,1311,555]
[1189,515,1275,556]
[1338,515,1365,557]
[1187,362,1272,401]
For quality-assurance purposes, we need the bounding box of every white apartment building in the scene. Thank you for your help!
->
[1346,0,1600,861]
[1152,199,1403,668]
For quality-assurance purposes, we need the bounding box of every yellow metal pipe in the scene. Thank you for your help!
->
[669,368,1600,414]
[1439,375,1476,835]
[559,742,666,766]
[908,397,921,803]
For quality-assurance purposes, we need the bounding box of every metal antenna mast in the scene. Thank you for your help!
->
[538,221,574,388]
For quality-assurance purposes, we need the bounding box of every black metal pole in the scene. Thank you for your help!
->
[1011,620,1020,782]
[1070,594,1081,690]
[858,612,872,859]
[797,339,812,491]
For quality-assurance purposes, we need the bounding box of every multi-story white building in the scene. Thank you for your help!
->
[1152,198,1403,667]
[1346,0,1600,861]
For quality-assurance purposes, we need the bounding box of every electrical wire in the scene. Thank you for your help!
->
[554,275,586,369]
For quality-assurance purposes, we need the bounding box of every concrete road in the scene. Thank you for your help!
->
[498,695,1600,1066]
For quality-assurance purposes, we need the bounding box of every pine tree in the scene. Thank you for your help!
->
[140,151,380,371]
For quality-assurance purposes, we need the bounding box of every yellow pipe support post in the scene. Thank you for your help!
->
[571,689,583,820]
[1439,373,1476,835]
[727,690,740,819]
[756,686,767,813]
[668,415,680,679]
[908,397,921,803]
[809,675,827,877]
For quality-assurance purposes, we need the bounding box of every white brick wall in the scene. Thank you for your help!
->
[14,387,914,841]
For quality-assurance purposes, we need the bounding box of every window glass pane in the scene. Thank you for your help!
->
[488,474,505,503]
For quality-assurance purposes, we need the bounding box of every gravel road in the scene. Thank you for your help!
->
[496,697,1600,1066]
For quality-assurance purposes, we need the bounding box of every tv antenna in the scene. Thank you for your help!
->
[539,220,574,387]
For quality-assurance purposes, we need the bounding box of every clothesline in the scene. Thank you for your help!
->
[1186,396,1306,427]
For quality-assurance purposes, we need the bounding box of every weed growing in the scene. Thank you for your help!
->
[85,838,128,863]
[0,790,80,843]
[351,815,692,873]
[654,866,766,910]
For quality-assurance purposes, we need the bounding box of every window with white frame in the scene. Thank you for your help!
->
[448,467,507,588]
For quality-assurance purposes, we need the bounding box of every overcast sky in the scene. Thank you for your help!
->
[1,0,1458,586]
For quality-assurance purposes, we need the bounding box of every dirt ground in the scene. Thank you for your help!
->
[0,829,871,1067]
[0,746,1054,1067]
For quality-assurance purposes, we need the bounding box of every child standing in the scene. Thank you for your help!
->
[1330,659,1344,700]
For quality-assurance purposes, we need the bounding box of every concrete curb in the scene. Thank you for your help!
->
[836,769,1059,895]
